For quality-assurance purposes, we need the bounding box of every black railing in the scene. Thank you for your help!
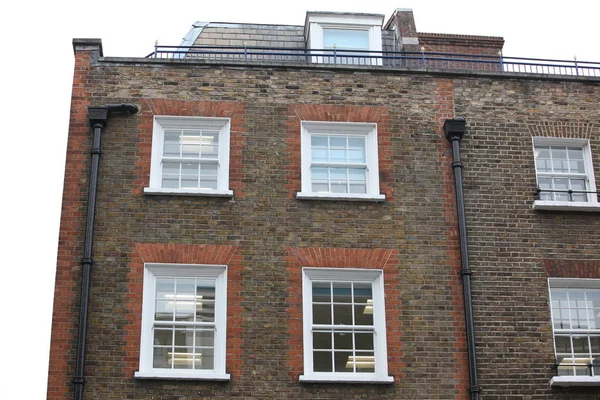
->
[535,188,600,202]
[553,360,600,377]
[145,45,600,78]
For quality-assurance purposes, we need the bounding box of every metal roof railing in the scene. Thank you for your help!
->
[145,45,600,78]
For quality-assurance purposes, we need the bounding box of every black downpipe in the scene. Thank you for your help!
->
[74,104,138,400]
[444,117,481,400]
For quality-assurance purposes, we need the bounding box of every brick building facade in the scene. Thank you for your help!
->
[48,8,600,400]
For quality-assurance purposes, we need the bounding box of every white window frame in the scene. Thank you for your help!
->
[144,116,233,197]
[135,263,230,380]
[305,12,383,66]
[549,278,600,387]
[299,268,393,383]
[297,121,384,201]
[532,137,600,211]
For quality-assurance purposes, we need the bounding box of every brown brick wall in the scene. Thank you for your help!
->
[453,77,600,399]
[50,44,600,400]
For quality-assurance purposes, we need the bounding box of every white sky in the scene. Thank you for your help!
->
[1,0,598,398]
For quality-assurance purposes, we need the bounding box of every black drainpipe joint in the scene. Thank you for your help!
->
[469,385,482,394]
[451,161,464,169]
[461,268,473,276]
[73,377,85,384]
[80,257,94,266]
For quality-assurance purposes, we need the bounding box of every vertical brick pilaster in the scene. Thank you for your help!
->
[435,78,470,399]
[47,39,101,400]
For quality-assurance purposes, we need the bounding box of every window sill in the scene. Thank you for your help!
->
[144,188,234,198]
[550,376,600,387]
[296,192,385,202]
[532,200,600,212]
[299,374,394,384]
[134,371,231,381]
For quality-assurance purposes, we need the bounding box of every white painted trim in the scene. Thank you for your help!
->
[300,121,383,201]
[550,376,600,387]
[134,371,231,381]
[296,192,385,202]
[147,116,231,195]
[137,263,228,379]
[144,188,234,197]
[533,200,600,212]
[301,268,390,382]
[305,13,383,66]
[531,137,597,205]
[299,374,394,383]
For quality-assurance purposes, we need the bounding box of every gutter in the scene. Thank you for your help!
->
[444,117,481,400]
[73,104,138,400]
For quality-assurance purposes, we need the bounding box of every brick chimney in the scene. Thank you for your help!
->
[384,8,421,52]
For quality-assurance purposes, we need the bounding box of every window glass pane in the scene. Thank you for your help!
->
[551,147,567,160]
[313,351,333,372]
[313,282,331,302]
[153,347,170,368]
[181,177,198,188]
[348,150,366,163]
[196,300,215,322]
[536,159,551,173]
[555,335,572,354]
[535,146,550,159]
[348,137,365,150]
[174,326,195,347]
[330,136,346,148]
[330,149,346,162]
[164,131,180,157]
[354,305,374,326]
[330,168,347,180]
[332,282,352,303]
[311,167,328,180]
[569,289,586,307]
[334,351,354,372]
[591,336,600,354]
[162,162,180,175]
[202,131,219,144]
[312,182,329,193]
[311,135,328,148]
[572,336,590,354]
[195,329,215,347]
[353,283,372,304]
[182,162,198,175]
[196,347,214,370]
[568,147,583,160]
[330,183,347,193]
[333,332,353,350]
[355,332,374,350]
[324,29,369,50]
[570,160,586,173]
[313,331,332,350]
[350,352,375,373]
[311,149,328,162]
[333,304,352,325]
[201,144,218,159]
[349,184,367,194]
[313,304,332,325]
[155,300,173,321]
[172,347,195,369]
[154,328,173,346]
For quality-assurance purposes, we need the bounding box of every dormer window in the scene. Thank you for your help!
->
[305,12,384,66]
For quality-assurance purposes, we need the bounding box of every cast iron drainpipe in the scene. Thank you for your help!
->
[444,117,481,400]
[73,104,138,400]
